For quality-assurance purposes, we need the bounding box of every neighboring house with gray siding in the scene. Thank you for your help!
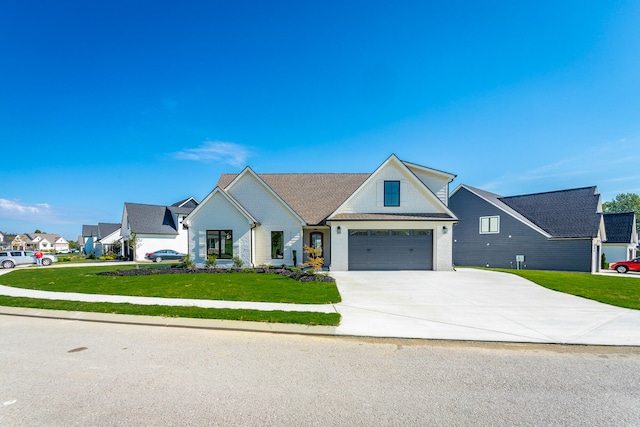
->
[603,212,638,263]
[449,185,606,272]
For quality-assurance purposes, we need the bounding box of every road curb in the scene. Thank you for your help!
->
[0,306,337,336]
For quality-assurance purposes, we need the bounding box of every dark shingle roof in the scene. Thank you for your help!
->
[217,173,370,225]
[98,223,121,239]
[125,203,195,235]
[82,225,99,237]
[499,186,601,238]
[171,197,199,208]
[604,212,635,243]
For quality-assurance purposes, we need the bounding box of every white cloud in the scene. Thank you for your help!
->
[174,141,250,168]
[0,199,50,215]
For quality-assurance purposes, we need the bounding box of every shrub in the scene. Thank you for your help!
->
[206,254,217,269]
[232,256,243,268]
[180,254,195,269]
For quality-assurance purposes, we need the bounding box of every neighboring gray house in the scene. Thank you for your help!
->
[603,212,638,263]
[121,198,198,261]
[449,185,606,272]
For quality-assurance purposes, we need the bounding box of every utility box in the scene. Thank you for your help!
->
[516,255,525,270]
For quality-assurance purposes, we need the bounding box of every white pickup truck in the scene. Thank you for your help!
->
[0,250,58,268]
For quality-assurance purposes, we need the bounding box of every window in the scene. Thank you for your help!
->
[480,216,500,234]
[207,230,233,259]
[384,181,400,207]
[310,232,323,257]
[271,231,284,259]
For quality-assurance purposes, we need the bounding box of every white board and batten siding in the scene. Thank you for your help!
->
[226,173,304,267]
[187,191,253,267]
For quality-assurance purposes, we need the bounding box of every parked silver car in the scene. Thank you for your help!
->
[0,250,58,268]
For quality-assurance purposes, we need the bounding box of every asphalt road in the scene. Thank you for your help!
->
[1,315,639,426]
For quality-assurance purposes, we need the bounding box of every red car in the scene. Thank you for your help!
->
[610,257,640,274]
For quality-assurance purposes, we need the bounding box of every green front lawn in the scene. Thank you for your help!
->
[493,269,640,310]
[0,266,342,326]
[1,266,341,304]
[0,296,340,325]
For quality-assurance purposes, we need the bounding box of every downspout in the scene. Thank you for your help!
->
[250,223,256,268]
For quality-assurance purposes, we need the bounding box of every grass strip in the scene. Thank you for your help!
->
[0,266,341,304]
[0,295,340,326]
[492,269,640,310]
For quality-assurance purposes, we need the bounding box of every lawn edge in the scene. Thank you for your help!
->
[0,305,337,335]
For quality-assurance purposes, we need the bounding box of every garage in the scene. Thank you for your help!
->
[348,229,433,270]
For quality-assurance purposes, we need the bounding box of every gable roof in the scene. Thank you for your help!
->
[328,154,458,221]
[172,197,199,208]
[453,185,602,239]
[218,171,368,225]
[97,223,121,240]
[500,187,602,238]
[125,203,195,235]
[27,233,66,243]
[604,212,637,244]
[82,225,99,237]
[216,155,458,225]
[185,186,259,227]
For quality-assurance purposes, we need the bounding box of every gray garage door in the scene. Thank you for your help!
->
[348,229,433,270]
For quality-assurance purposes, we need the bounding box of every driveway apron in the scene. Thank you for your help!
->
[331,269,640,345]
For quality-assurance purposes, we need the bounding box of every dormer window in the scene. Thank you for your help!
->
[384,181,400,207]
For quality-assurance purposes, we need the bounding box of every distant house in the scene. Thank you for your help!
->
[11,234,33,250]
[121,198,198,261]
[81,225,99,255]
[603,212,638,262]
[28,233,69,252]
[184,155,458,270]
[449,185,606,272]
[0,233,15,250]
[93,223,122,257]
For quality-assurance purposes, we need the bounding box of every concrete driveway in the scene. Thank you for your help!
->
[331,269,640,345]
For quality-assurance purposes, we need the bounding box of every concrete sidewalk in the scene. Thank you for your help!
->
[1,267,639,345]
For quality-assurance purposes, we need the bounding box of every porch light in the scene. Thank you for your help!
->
[337,226,341,234]
[442,226,448,234]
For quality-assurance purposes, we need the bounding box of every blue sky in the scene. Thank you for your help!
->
[2,1,639,240]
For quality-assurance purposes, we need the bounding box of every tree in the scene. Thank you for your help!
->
[302,245,324,273]
[34,229,44,234]
[603,193,640,230]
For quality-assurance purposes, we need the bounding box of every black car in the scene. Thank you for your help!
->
[145,249,186,262]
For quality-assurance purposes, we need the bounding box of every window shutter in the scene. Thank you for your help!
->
[376,180,384,207]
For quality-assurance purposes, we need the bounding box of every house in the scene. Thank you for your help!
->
[11,234,33,250]
[0,233,16,250]
[81,223,122,256]
[184,155,458,271]
[449,185,606,272]
[95,223,122,257]
[28,233,69,253]
[121,198,198,261]
[81,225,99,255]
[603,212,638,263]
